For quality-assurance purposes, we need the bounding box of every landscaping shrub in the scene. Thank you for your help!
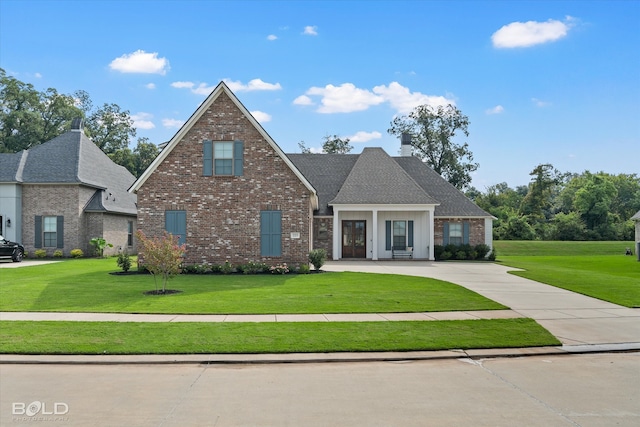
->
[439,251,452,260]
[34,249,47,258]
[90,237,113,257]
[116,251,132,273]
[434,243,494,261]
[455,250,467,260]
[182,264,211,274]
[474,244,491,259]
[135,231,186,293]
[488,247,497,261]
[308,249,327,271]
[53,250,64,258]
[221,261,234,275]
[433,245,444,260]
[70,249,84,258]
[298,264,310,274]
[236,261,269,274]
[269,263,289,274]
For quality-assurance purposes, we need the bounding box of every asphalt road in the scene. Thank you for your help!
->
[2,352,638,426]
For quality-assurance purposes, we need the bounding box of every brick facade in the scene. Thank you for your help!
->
[21,184,135,257]
[434,218,486,246]
[136,92,313,266]
[312,217,334,259]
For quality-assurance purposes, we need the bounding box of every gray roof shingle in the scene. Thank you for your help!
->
[288,149,492,218]
[0,129,137,215]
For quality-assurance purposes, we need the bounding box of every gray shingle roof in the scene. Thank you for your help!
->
[287,149,492,218]
[632,210,640,221]
[0,129,137,215]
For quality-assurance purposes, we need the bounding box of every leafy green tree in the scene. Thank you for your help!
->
[550,212,587,241]
[388,104,477,190]
[85,103,136,154]
[136,231,186,294]
[322,134,353,154]
[0,68,82,152]
[133,137,159,177]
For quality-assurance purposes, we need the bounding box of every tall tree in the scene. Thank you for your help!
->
[388,104,478,190]
[85,103,136,154]
[133,137,160,177]
[322,134,353,154]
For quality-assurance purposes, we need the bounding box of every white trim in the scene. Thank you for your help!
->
[128,82,318,210]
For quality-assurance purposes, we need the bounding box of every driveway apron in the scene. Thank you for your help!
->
[323,261,640,346]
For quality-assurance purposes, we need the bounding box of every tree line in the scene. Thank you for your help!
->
[0,68,158,177]
[467,164,640,241]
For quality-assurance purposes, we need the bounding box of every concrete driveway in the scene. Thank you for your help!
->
[323,261,640,346]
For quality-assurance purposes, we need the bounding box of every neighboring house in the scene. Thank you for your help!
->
[130,82,493,266]
[0,119,138,257]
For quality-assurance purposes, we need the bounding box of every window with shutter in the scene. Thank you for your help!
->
[261,210,282,257]
[165,210,187,245]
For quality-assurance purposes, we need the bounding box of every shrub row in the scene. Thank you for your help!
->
[181,261,312,275]
[434,244,494,261]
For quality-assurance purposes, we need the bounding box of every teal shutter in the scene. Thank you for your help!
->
[385,221,391,250]
[203,140,212,176]
[261,210,282,256]
[233,141,244,176]
[408,220,414,247]
[35,216,42,248]
[165,211,187,245]
[443,222,449,245]
[56,216,64,248]
[463,222,470,244]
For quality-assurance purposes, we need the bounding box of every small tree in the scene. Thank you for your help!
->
[136,231,186,293]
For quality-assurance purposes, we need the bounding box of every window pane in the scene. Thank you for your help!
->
[44,216,57,232]
[44,232,56,247]
[215,159,232,175]
[449,223,462,245]
[214,142,233,159]
[393,221,406,248]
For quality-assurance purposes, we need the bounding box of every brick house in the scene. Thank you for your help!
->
[0,120,138,257]
[130,82,493,265]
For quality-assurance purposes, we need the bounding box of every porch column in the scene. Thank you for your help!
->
[371,208,378,260]
[428,208,435,260]
[332,208,340,260]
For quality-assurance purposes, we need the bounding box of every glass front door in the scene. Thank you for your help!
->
[342,220,366,258]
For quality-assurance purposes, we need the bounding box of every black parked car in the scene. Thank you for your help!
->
[0,235,24,262]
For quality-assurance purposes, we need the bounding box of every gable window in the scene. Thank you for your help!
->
[203,140,244,176]
[35,215,64,249]
[260,210,282,257]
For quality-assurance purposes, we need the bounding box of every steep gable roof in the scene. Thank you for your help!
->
[0,129,137,215]
[632,210,640,221]
[330,148,439,205]
[129,81,318,209]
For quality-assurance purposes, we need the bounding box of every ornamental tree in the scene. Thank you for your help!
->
[136,231,186,294]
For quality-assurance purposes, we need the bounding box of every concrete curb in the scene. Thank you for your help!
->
[2,343,638,365]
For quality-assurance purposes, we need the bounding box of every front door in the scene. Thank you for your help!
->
[342,220,366,258]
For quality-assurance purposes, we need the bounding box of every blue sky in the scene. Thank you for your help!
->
[1,0,638,188]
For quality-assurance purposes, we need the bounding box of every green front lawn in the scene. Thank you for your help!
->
[0,258,505,314]
[0,319,559,354]
[494,241,640,308]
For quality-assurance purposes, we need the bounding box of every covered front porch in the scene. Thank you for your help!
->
[330,204,436,261]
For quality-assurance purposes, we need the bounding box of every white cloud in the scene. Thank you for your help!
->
[303,25,318,36]
[223,78,282,92]
[251,110,272,123]
[34,72,42,78]
[297,81,453,114]
[348,131,382,143]
[486,105,504,115]
[132,112,155,130]
[305,83,384,113]
[492,16,575,48]
[373,82,454,114]
[162,118,184,129]
[267,34,277,41]
[109,50,170,74]
[293,95,314,106]
[145,83,156,89]
[171,81,215,95]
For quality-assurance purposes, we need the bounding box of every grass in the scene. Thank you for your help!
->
[0,258,505,314]
[494,241,640,308]
[0,319,560,354]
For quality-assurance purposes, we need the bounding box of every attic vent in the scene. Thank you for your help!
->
[71,118,84,131]
[400,133,412,157]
